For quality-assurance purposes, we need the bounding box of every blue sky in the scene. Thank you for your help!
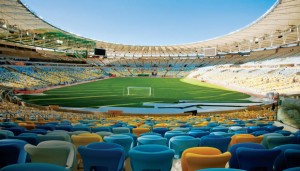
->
[21,0,277,46]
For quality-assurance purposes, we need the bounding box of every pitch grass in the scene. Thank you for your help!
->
[20,77,252,108]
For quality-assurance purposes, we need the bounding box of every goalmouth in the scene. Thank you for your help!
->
[123,86,154,96]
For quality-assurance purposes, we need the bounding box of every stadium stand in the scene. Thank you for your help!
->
[0,0,300,170]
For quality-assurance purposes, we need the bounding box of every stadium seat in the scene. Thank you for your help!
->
[0,163,68,171]
[0,139,28,169]
[164,131,187,143]
[153,127,170,137]
[24,140,76,171]
[129,145,174,171]
[104,134,133,157]
[169,135,200,158]
[266,135,297,149]
[181,147,231,171]
[236,147,281,171]
[112,127,130,134]
[284,149,300,169]
[273,144,300,171]
[132,127,150,137]
[200,135,231,153]
[78,142,125,171]
[188,130,210,138]
[138,135,167,146]
[228,142,266,169]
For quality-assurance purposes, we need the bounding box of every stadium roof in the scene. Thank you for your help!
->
[0,0,300,57]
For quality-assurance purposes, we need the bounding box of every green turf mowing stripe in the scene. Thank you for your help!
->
[19,77,252,108]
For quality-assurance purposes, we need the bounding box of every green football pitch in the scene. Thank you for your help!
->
[20,77,252,108]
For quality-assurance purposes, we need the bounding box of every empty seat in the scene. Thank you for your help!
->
[200,135,231,153]
[181,147,231,171]
[169,135,199,158]
[0,139,28,169]
[132,128,150,137]
[104,134,133,157]
[78,142,125,171]
[0,163,68,171]
[266,136,297,149]
[24,140,76,171]
[138,135,167,146]
[273,144,300,171]
[236,147,281,171]
[129,145,174,171]
[228,142,266,169]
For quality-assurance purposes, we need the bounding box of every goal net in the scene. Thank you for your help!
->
[124,86,153,96]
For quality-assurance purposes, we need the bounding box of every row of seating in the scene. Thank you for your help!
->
[0,137,300,171]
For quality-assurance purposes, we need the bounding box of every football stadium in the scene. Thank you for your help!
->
[0,0,300,170]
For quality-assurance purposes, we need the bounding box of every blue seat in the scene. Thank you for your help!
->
[0,122,18,128]
[2,127,26,136]
[138,135,167,146]
[284,149,300,169]
[228,142,265,169]
[35,125,55,131]
[28,129,47,135]
[211,127,229,133]
[140,132,162,137]
[122,133,138,147]
[261,133,283,148]
[236,147,281,171]
[188,130,210,138]
[0,133,7,140]
[228,126,247,133]
[72,125,90,132]
[0,163,68,171]
[197,169,246,171]
[264,125,284,132]
[55,125,73,132]
[164,131,187,143]
[207,122,219,127]
[92,126,112,132]
[0,130,14,137]
[112,127,130,134]
[191,127,211,132]
[8,135,39,145]
[129,145,174,171]
[169,135,199,158]
[172,127,190,133]
[78,142,125,171]
[0,130,14,140]
[283,167,300,171]
[273,144,300,171]
[0,139,28,169]
[275,130,292,136]
[266,135,297,149]
[251,130,270,136]
[247,126,265,133]
[200,135,231,153]
[152,127,170,137]
[104,134,133,157]
[210,132,234,137]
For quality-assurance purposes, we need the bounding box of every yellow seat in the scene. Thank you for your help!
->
[132,128,150,137]
[71,133,103,167]
[71,133,103,147]
[181,147,231,171]
[230,134,263,146]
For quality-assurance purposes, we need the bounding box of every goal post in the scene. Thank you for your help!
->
[124,86,154,96]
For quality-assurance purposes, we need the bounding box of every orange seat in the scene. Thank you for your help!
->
[181,147,231,171]
[132,128,150,137]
